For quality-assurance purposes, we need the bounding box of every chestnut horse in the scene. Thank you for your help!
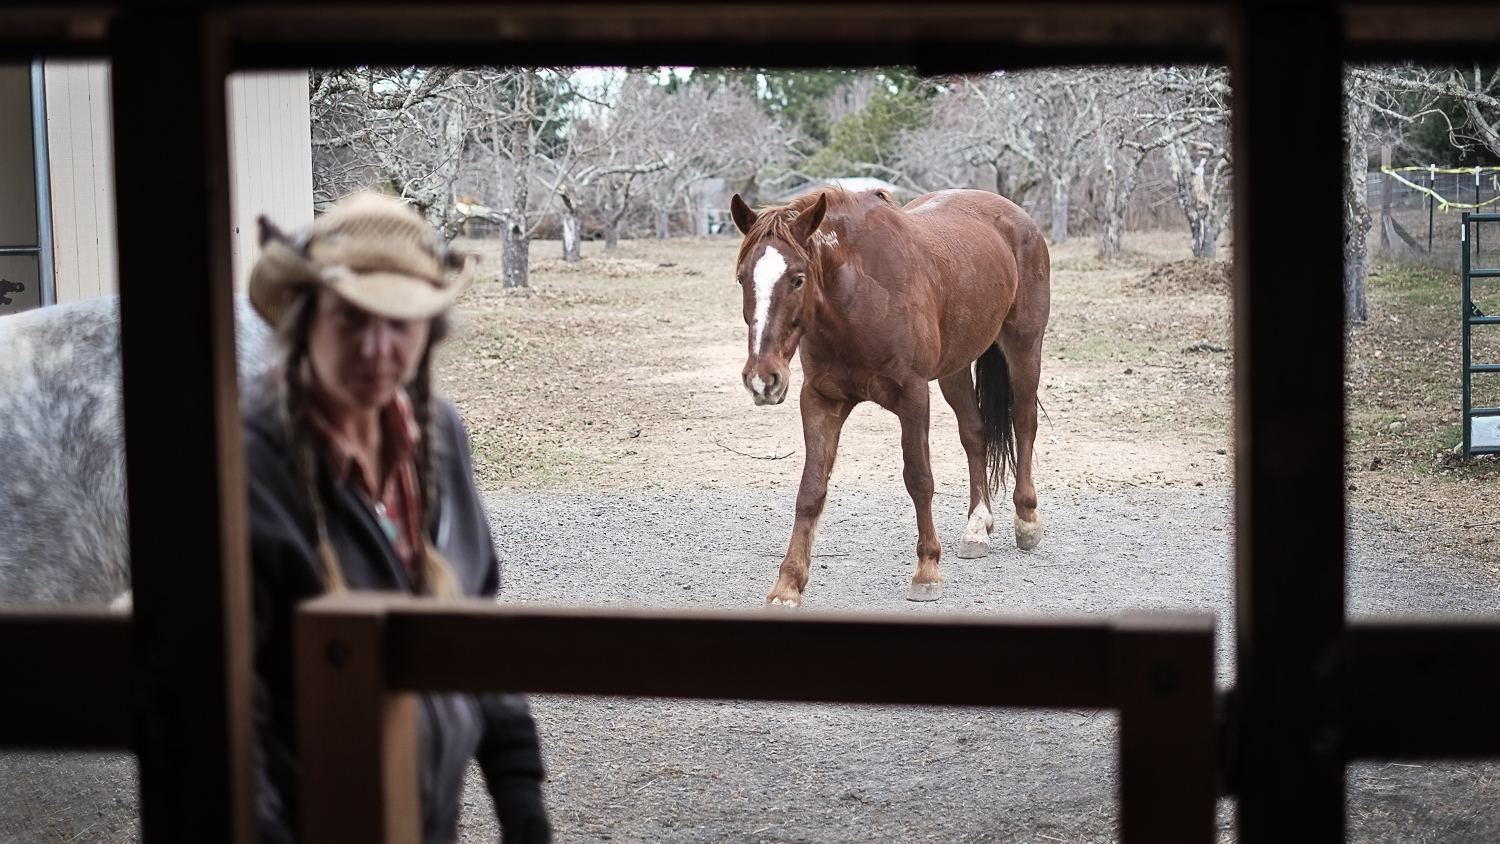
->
[730,187,1051,606]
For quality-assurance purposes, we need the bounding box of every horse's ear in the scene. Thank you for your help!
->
[257,215,289,248]
[730,194,758,235]
[791,192,829,244]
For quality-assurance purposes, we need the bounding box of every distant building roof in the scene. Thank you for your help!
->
[770,177,920,205]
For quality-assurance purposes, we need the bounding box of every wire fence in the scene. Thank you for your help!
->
[1367,167,1500,261]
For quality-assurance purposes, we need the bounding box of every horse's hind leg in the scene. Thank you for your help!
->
[999,330,1044,550]
[938,369,994,557]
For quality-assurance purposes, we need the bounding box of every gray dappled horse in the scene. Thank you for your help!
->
[0,297,271,606]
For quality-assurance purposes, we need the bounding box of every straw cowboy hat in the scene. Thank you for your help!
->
[249,192,474,325]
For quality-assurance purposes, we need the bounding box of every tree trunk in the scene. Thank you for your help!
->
[1098,154,1124,259]
[686,192,705,237]
[1049,175,1069,244]
[502,70,537,288]
[1343,87,1372,322]
[502,218,529,288]
[561,213,581,262]
[603,178,634,250]
[558,186,582,263]
[604,211,620,250]
[1191,220,1219,260]
[655,208,669,240]
[738,175,759,209]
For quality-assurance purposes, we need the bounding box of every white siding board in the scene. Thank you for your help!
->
[227,71,313,294]
[44,59,117,303]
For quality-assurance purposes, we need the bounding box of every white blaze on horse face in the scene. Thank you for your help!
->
[750,246,788,356]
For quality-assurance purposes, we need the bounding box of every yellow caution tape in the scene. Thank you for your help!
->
[1385,165,1500,176]
[1379,166,1500,212]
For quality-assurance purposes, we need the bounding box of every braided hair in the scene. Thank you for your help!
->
[275,287,461,598]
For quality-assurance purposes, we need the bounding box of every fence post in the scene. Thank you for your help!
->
[1380,145,1393,250]
[1114,611,1218,844]
[297,594,420,844]
[1430,164,1436,253]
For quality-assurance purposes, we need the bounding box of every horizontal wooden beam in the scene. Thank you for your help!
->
[2,2,1499,66]
[297,594,1217,844]
[222,2,1229,70]
[223,2,1232,47]
[383,600,1124,707]
[0,609,133,749]
[1346,2,1500,46]
[1342,619,1500,759]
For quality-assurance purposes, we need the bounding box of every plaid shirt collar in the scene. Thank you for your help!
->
[308,388,426,583]
[308,388,420,493]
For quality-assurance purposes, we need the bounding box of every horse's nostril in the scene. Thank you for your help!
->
[770,373,781,391]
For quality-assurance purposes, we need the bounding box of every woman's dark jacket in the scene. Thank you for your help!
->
[243,382,546,844]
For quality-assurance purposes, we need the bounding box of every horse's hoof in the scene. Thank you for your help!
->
[766,595,801,609]
[907,582,943,602]
[956,538,990,559]
[1014,513,1044,551]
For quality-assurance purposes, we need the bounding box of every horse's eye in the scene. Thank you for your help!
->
[792,275,805,290]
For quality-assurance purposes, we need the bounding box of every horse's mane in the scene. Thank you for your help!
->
[741,187,867,264]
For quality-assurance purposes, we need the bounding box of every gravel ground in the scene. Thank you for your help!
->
[449,484,1500,844]
[7,486,1500,843]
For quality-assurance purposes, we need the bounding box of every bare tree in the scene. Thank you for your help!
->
[534,73,680,255]
[1093,70,1154,259]
[992,70,1107,245]
[1137,66,1232,260]
[1350,64,1500,161]
[1093,66,1234,260]
[639,76,793,238]
[1340,66,1450,321]
[892,76,1037,201]
[466,69,571,287]
[310,67,479,238]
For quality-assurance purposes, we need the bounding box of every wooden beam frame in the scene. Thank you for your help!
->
[0,4,1498,844]
[297,595,1218,844]
[0,610,132,749]
[111,9,256,844]
[1230,3,1348,840]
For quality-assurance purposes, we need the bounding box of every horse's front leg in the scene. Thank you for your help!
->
[897,385,944,601]
[766,387,855,607]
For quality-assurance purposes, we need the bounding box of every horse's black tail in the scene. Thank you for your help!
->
[974,344,1017,495]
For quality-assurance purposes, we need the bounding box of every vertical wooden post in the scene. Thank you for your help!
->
[1380,145,1394,250]
[112,9,255,844]
[1115,612,1217,844]
[1231,3,1348,841]
[297,595,421,844]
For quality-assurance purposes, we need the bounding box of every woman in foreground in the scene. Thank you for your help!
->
[244,192,550,844]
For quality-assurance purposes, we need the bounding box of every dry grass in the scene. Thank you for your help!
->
[1344,255,1500,576]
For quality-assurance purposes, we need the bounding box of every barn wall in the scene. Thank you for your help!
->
[226,70,314,293]
[43,60,117,305]
[31,66,314,306]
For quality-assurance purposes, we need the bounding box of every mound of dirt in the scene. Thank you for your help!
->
[531,256,700,278]
[1133,258,1232,293]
